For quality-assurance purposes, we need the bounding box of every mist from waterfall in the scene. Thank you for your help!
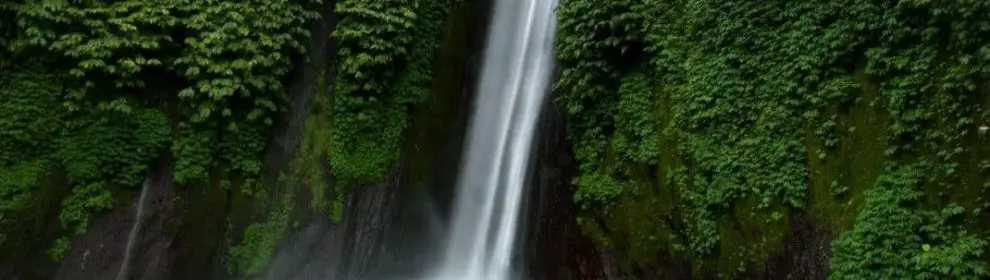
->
[429,0,558,279]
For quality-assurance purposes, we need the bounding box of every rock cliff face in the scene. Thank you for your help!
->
[44,0,643,278]
[261,165,404,280]
[522,96,614,280]
[257,0,632,279]
[47,1,340,279]
[35,1,847,279]
[261,0,487,279]
[521,102,837,280]
[519,102,836,280]
[52,161,175,280]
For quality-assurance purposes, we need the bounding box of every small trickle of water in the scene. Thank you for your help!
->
[428,0,558,279]
[116,176,153,280]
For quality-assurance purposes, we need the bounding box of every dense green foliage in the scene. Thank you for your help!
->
[830,164,987,279]
[557,0,990,277]
[3,0,459,276]
[7,0,988,277]
[320,0,453,219]
[0,68,63,235]
[8,0,319,189]
[0,0,321,267]
[1,63,170,259]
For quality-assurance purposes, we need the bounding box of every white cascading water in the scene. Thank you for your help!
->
[117,176,152,280]
[430,0,557,279]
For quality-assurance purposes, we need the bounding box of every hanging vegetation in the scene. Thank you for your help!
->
[556,0,990,277]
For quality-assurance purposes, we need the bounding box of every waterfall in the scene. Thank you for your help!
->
[430,0,558,279]
[116,176,153,280]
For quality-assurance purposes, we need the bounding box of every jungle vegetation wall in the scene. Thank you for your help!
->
[555,0,990,278]
[0,0,460,278]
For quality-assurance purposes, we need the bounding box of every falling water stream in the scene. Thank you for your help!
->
[116,176,152,280]
[429,0,558,279]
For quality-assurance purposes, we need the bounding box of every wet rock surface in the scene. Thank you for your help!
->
[522,93,618,280]
[766,212,831,280]
[53,161,175,280]
[261,1,484,279]
[262,166,404,280]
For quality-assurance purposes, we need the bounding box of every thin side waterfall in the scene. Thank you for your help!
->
[430,0,558,279]
[116,176,153,280]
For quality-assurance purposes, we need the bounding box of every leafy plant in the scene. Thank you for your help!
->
[1,0,322,263]
[830,164,988,279]
[322,0,453,218]
[47,237,70,261]
[556,0,990,276]
[227,200,291,278]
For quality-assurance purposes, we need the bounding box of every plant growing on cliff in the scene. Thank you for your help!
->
[47,237,70,261]
[830,164,988,279]
[555,0,646,206]
[9,0,321,186]
[0,65,171,258]
[1,0,322,264]
[556,0,990,277]
[322,0,452,219]
[227,199,291,278]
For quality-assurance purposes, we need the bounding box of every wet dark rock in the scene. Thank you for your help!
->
[53,161,175,280]
[766,212,831,280]
[262,166,404,280]
[260,1,486,279]
[521,90,615,280]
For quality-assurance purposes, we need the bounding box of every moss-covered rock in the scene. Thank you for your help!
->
[555,0,990,278]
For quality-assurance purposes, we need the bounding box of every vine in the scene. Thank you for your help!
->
[56,108,170,235]
[323,0,452,219]
[1,0,322,264]
[830,164,988,279]
[0,64,171,260]
[555,0,646,205]
[557,0,990,277]
[9,0,320,184]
